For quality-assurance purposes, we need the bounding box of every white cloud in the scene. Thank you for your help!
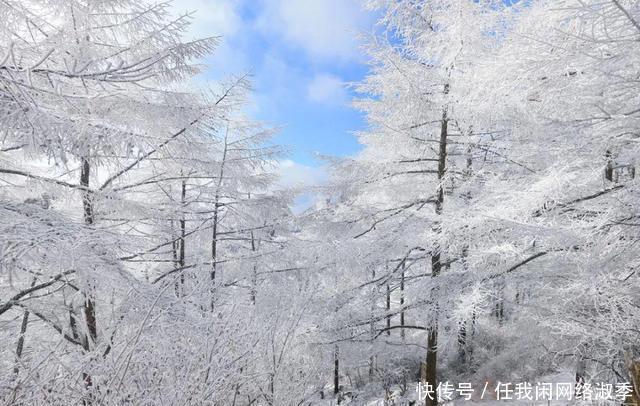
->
[171,0,242,40]
[244,54,304,117]
[258,0,372,61]
[274,159,329,214]
[307,73,348,105]
[170,0,252,81]
[275,159,327,189]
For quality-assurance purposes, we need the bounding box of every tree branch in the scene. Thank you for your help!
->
[0,169,87,191]
[99,116,202,190]
[0,270,76,316]
[611,0,640,34]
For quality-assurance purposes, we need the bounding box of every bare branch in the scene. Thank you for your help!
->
[0,270,76,316]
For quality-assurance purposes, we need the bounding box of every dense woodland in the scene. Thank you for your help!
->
[0,0,639,405]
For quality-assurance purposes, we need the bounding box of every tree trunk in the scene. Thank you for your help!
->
[426,87,449,406]
[574,357,586,392]
[13,277,36,376]
[8,277,35,405]
[69,305,80,341]
[334,344,340,399]
[83,298,97,349]
[249,196,259,305]
[468,306,476,366]
[631,362,640,406]
[386,284,391,336]
[79,156,97,403]
[13,303,30,375]
[458,139,473,364]
[210,133,228,309]
[171,223,178,264]
[626,356,640,406]
[458,243,469,363]
[211,206,219,283]
[494,280,504,326]
[171,219,179,296]
[457,321,467,363]
[80,157,97,347]
[400,263,405,341]
[176,179,187,296]
[250,229,257,305]
[425,264,440,406]
[425,327,438,406]
[80,157,94,226]
[369,268,376,379]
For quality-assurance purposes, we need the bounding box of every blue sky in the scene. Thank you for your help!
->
[173,0,377,189]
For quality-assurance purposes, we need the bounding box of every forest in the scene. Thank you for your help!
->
[0,0,638,405]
